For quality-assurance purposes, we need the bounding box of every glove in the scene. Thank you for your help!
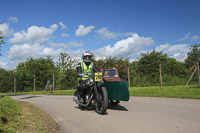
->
[77,73,84,77]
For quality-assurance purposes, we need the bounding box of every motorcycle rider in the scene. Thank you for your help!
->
[75,51,99,103]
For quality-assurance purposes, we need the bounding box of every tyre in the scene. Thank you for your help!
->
[95,86,108,115]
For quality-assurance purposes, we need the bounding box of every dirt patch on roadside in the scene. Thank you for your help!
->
[18,101,63,133]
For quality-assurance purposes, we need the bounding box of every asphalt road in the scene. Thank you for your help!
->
[10,95,200,133]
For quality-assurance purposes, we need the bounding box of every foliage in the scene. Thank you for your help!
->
[135,50,188,85]
[15,56,56,91]
[185,44,200,68]
[0,31,5,56]
[56,52,79,89]
[95,57,131,80]
[0,47,199,92]
[137,50,167,80]
[0,69,14,92]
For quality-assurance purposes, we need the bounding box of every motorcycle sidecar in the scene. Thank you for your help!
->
[99,68,130,104]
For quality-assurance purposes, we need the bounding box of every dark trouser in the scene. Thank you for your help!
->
[77,80,87,96]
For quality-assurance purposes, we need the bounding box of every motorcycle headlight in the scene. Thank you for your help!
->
[87,79,94,86]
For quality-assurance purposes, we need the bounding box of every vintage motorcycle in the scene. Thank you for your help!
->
[73,72,108,115]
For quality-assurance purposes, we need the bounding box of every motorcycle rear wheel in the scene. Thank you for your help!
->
[95,86,108,115]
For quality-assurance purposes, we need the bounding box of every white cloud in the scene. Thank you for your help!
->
[51,41,83,48]
[59,22,67,30]
[155,43,190,62]
[177,33,191,42]
[8,16,18,22]
[62,33,69,37]
[171,53,187,62]
[95,27,121,39]
[155,43,189,55]
[94,33,154,58]
[191,35,200,41]
[177,33,200,42]
[0,23,14,37]
[75,25,94,37]
[8,24,58,45]
[95,28,135,39]
[7,43,64,61]
[0,61,18,70]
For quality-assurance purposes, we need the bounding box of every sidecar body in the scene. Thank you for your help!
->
[100,68,130,101]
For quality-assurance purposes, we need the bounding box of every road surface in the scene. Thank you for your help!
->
[10,95,200,133]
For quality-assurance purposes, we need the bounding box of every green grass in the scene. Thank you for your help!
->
[0,96,25,132]
[1,89,75,96]
[1,85,200,99]
[130,85,200,99]
[0,95,57,132]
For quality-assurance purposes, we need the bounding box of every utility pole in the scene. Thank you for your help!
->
[128,67,130,88]
[33,73,36,92]
[53,72,55,91]
[159,64,162,87]
[14,75,16,93]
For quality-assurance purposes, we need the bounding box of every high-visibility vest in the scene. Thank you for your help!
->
[79,62,93,81]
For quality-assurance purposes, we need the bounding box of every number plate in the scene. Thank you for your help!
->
[95,72,103,82]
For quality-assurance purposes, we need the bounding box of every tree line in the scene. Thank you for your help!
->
[0,43,200,92]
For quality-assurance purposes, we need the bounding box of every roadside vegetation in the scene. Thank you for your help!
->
[1,44,200,94]
[0,96,61,132]
[130,85,200,99]
[2,85,200,99]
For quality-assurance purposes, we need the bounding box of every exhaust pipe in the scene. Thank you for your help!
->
[73,95,93,107]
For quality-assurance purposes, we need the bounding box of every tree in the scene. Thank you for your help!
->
[0,68,14,92]
[0,31,5,56]
[185,44,200,68]
[16,57,56,91]
[95,57,131,80]
[136,50,187,85]
[137,50,167,80]
[56,52,79,71]
[56,52,79,89]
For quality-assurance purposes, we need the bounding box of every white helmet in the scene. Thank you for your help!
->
[82,51,91,63]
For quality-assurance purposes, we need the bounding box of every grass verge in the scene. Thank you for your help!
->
[130,85,200,99]
[1,85,200,99]
[0,96,62,133]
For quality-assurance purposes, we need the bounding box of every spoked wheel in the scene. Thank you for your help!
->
[95,87,108,115]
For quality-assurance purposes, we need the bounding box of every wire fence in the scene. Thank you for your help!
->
[0,72,78,93]
[0,65,200,93]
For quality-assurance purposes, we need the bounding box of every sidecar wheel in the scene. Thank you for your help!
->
[95,86,108,115]
[110,100,120,106]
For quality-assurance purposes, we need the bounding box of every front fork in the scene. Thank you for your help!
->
[94,83,100,102]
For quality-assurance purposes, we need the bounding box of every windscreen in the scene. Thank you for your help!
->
[102,69,118,78]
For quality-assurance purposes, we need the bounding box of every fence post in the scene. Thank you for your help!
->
[128,67,130,88]
[53,72,55,91]
[14,75,16,93]
[197,62,200,85]
[159,64,162,87]
[33,73,36,91]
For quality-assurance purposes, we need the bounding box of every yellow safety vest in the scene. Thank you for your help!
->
[79,62,93,81]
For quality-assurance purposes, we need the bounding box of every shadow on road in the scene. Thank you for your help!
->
[108,104,128,111]
[20,95,41,99]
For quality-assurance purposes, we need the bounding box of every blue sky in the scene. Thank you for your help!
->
[0,0,200,70]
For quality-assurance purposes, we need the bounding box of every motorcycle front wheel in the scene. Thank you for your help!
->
[95,86,108,115]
